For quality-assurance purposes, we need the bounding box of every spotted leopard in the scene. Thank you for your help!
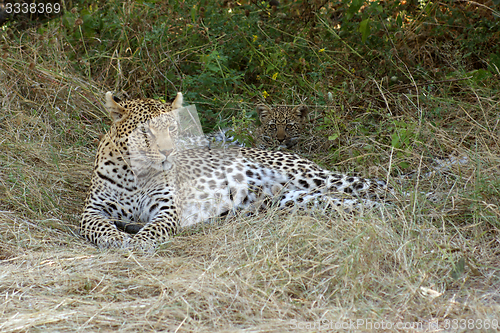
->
[207,104,309,150]
[254,104,309,149]
[80,92,393,251]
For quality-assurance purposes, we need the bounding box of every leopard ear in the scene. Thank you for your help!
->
[292,105,309,121]
[105,92,127,122]
[256,104,272,122]
[171,92,183,109]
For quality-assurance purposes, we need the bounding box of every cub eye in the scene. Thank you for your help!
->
[168,125,177,132]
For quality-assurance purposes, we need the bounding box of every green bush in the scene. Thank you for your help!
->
[12,0,497,133]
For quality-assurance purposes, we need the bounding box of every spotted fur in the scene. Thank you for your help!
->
[80,93,393,251]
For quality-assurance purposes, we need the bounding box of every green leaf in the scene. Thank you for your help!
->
[358,18,371,43]
[190,5,197,23]
[328,133,339,141]
[488,53,500,75]
[346,0,365,20]
[450,257,466,280]
[470,69,492,81]
[391,133,401,148]
[399,162,410,169]
[396,14,403,28]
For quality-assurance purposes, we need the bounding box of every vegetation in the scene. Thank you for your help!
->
[0,0,499,331]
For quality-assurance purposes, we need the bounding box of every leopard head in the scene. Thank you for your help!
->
[101,92,184,173]
[256,104,309,149]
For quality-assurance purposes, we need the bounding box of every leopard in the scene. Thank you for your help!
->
[207,104,309,150]
[80,92,394,252]
[254,104,309,149]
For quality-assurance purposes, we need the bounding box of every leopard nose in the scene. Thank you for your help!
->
[276,129,286,141]
[160,148,174,157]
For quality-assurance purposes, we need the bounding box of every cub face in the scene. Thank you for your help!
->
[255,104,309,149]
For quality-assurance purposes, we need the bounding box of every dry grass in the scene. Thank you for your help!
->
[1,27,500,332]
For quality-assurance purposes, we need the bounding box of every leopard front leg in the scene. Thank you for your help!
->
[81,187,137,249]
[80,208,133,249]
[131,212,178,252]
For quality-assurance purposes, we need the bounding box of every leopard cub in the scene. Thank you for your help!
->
[254,104,309,149]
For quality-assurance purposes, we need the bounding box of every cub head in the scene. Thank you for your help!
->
[256,104,309,149]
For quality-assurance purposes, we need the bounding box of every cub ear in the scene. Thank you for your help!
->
[105,92,127,122]
[292,105,309,121]
[256,104,272,122]
[171,92,183,109]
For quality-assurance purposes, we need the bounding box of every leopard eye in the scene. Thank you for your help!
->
[147,127,157,137]
[168,125,177,132]
[141,126,152,136]
[269,124,277,131]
